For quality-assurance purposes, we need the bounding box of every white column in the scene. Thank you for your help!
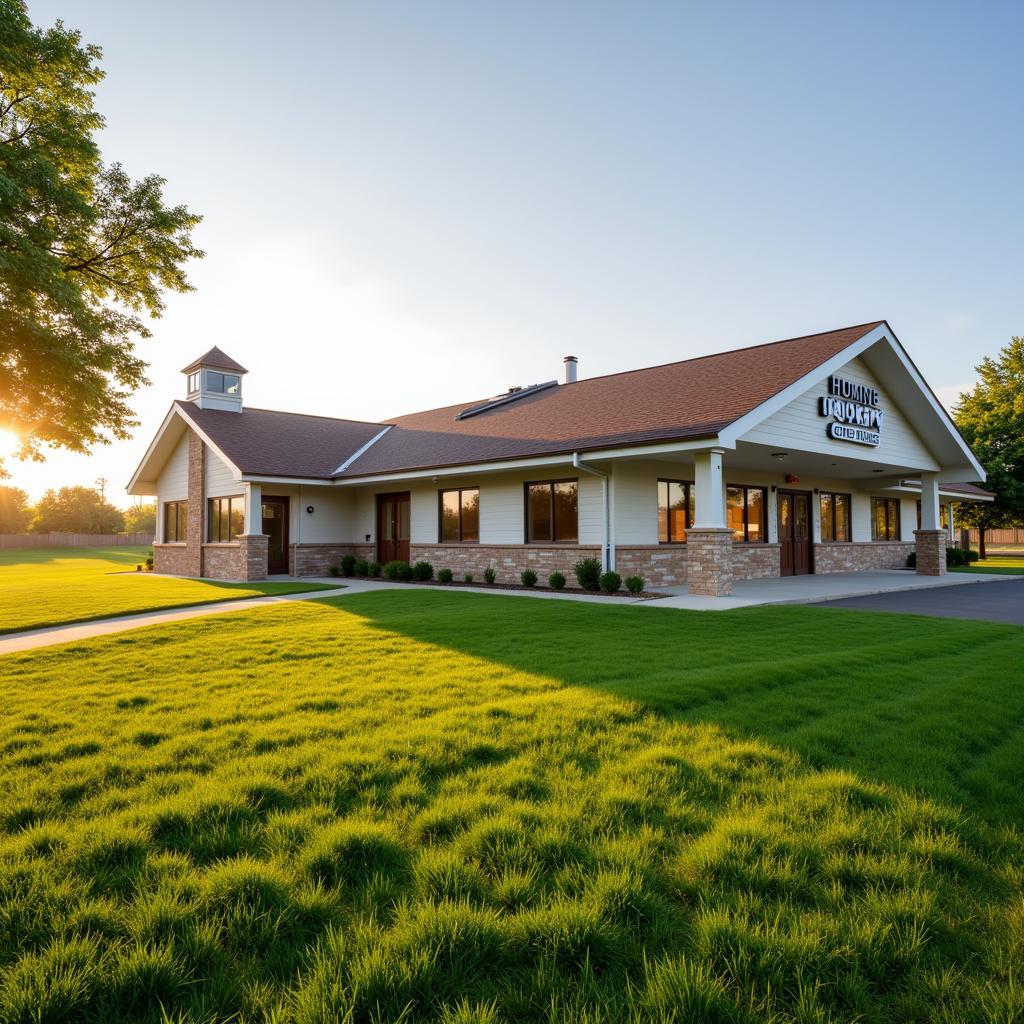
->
[947,501,955,543]
[155,502,164,543]
[919,473,940,530]
[692,449,728,529]
[244,483,262,535]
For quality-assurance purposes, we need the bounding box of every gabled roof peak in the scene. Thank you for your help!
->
[180,346,248,375]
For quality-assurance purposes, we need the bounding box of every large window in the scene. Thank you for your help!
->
[525,480,578,543]
[727,485,766,542]
[164,501,188,543]
[820,492,851,542]
[207,371,240,395]
[915,501,949,530]
[208,496,244,542]
[440,487,480,542]
[871,497,901,541]
[657,480,693,543]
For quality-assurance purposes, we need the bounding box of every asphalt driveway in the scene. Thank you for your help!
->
[810,577,1024,624]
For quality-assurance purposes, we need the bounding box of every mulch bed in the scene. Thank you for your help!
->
[331,577,667,600]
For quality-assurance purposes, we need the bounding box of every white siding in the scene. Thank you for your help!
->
[155,433,188,504]
[612,459,669,545]
[205,445,241,498]
[743,356,939,469]
[257,483,359,544]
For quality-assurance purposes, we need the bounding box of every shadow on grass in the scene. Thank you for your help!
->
[323,588,1024,829]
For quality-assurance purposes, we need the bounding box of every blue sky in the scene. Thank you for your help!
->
[10,0,1022,503]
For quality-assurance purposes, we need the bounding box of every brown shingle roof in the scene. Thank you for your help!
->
[176,402,383,478]
[181,346,249,375]
[337,321,884,476]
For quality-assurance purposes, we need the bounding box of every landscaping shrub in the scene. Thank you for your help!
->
[521,570,538,588]
[966,548,980,562]
[548,571,566,590]
[145,555,154,571]
[464,573,474,583]
[413,561,434,582]
[328,563,342,577]
[946,547,964,567]
[135,564,142,573]
[437,568,454,584]
[625,575,645,595]
[383,560,414,582]
[600,571,622,594]
[574,557,602,591]
[368,561,382,578]
[340,554,357,577]
[353,559,369,578]
[483,567,497,585]
[906,552,917,568]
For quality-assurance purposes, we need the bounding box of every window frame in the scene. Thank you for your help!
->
[438,486,480,544]
[819,492,852,542]
[163,500,188,543]
[657,478,693,544]
[207,495,245,543]
[207,371,240,395]
[871,497,902,541]
[523,478,579,544]
[726,484,768,543]
[186,371,200,394]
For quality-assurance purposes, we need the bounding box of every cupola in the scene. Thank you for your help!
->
[181,347,248,412]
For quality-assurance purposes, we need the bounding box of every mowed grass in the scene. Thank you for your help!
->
[0,547,337,634]
[1,592,1023,1023]
[951,556,1024,576]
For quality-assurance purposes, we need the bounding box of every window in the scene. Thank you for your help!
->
[871,497,901,541]
[208,496,244,542]
[657,480,693,543]
[525,480,578,542]
[439,487,480,542]
[820,493,852,542]
[187,371,200,394]
[164,501,188,542]
[207,371,240,395]
[727,485,767,542]
[915,501,949,530]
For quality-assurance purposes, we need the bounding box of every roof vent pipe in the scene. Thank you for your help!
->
[563,355,578,384]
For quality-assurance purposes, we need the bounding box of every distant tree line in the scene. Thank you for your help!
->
[0,485,154,534]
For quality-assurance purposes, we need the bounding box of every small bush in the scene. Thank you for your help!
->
[437,568,454,584]
[353,558,369,577]
[383,560,414,582]
[328,563,342,577]
[625,574,645,595]
[574,557,602,591]
[483,567,497,584]
[412,561,434,581]
[340,554,357,577]
[906,552,917,568]
[145,555,154,571]
[946,547,964,567]
[464,573,474,583]
[548,571,566,590]
[521,569,538,588]
[135,564,142,573]
[368,561,382,578]
[600,570,622,594]
[966,548,980,562]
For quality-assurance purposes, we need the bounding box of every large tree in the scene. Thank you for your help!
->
[30,484,123,533]
[0,2,202,474]
[953,337,1024,557]
[0,483,30,531]
[123,500,155,534]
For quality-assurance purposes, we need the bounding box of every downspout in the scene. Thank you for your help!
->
[572,452,613,572]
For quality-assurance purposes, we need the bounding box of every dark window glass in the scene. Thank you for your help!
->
[871,497,901,541]
[164,501,188,542]
[658,480,692,543]
[725,485,767,542]
[207,372,240,395]
[526,481,578,543]
[208,496,244,542]
[820,493,851,542]
[439,488,480,543]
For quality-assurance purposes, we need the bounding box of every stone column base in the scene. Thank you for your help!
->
[914,530,947,576]
[686,528,734,596]
[239,534,269,581]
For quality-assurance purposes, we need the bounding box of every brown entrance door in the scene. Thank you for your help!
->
[261,497,290,575]
[377,492,411,563]
[778,490,812,576]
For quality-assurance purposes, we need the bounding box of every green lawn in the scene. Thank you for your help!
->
[951,556,1024,576]
[1,591,1022,1022]
[0,547,337,634]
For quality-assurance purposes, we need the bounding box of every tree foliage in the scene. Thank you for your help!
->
[0,483,30,532]
[30,484,124,533]
[123,500,155,533]
[0,2,202,472]
[953,337,1024,541]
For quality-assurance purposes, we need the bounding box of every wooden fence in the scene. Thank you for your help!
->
[965,528,1024,547]
[0,532,154,550]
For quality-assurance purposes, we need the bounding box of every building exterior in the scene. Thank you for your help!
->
[128,322,991,596]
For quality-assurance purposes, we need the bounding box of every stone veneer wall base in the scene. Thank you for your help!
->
[813,542,915,574]
[410,544,601,587]
[685,528,734,596]
[913,530,947,576]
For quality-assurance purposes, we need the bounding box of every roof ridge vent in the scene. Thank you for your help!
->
[456,380,558,420]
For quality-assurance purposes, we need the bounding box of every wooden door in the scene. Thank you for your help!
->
[261,497,290,575]
[778,490,812,576]
[377,492,411,563]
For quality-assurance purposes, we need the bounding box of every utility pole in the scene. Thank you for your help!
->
[95,476,107,499]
